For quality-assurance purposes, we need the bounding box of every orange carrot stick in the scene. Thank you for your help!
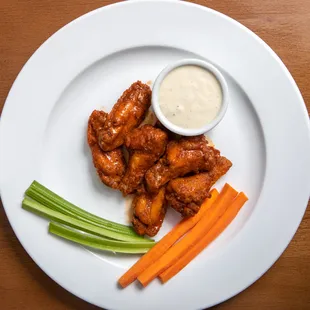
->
[137,184,238,287]
[159,192,248,283]
[118,189,219,288]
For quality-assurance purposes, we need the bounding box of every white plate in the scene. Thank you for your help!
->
[1,1,310,309]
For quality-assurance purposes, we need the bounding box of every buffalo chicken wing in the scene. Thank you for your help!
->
[119,125,168,195]
[132,187,167,237]
[87,110,126,189]
[166,156,232,217]
[98,81,151,151]
[145,135,219,193]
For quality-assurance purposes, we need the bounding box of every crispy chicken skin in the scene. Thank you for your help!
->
[132,187,167,237]
[87,110,107,143]
[145,135,219,193]
[119,125,168,195]
[98,81,151,151]
[87,110,126,189]
[166,156,232,217]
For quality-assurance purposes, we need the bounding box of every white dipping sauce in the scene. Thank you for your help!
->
[159,65,222,129]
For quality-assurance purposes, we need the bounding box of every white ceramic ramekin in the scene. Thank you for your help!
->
[152,59,229,136]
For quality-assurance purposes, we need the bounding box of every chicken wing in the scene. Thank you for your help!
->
[87,110,126,189]
[119,125,168,195]
[132,187,167,237]
[98,81,152,151]
[145,135,219,193]
[166,156,232,217]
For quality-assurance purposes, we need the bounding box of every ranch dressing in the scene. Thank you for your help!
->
[159,65,222,129]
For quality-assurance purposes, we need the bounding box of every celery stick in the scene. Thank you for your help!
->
[26,181,147,240]
[22,197,149,243]
[49,222,154,254]
[26,188,137,237]
[26,181,131,232]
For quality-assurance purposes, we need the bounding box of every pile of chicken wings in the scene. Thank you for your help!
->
[87,81,232,237]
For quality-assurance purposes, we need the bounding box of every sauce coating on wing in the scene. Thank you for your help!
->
[166,156,232,217]
[87,110,126,189]
[119,125,168,196]
[98,81,151,151]
[132,187,167,237]
[145,135,219,193]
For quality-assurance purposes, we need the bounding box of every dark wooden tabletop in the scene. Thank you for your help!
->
[0,0,309,309]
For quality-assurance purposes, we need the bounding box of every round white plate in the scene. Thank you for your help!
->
[1,1,310,309]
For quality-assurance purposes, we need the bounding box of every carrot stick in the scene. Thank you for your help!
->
[137,184,238,287]
[118,189,219,288]
[159,192,248,283]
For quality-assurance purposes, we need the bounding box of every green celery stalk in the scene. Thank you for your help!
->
[22,197,150,243]
[26,189,137,237]
[26,181,146,240]
[49,222,154,254]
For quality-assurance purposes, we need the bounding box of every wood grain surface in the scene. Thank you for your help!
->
[0,0,309,309]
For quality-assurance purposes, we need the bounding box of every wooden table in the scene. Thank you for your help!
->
[0,0,309,309]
